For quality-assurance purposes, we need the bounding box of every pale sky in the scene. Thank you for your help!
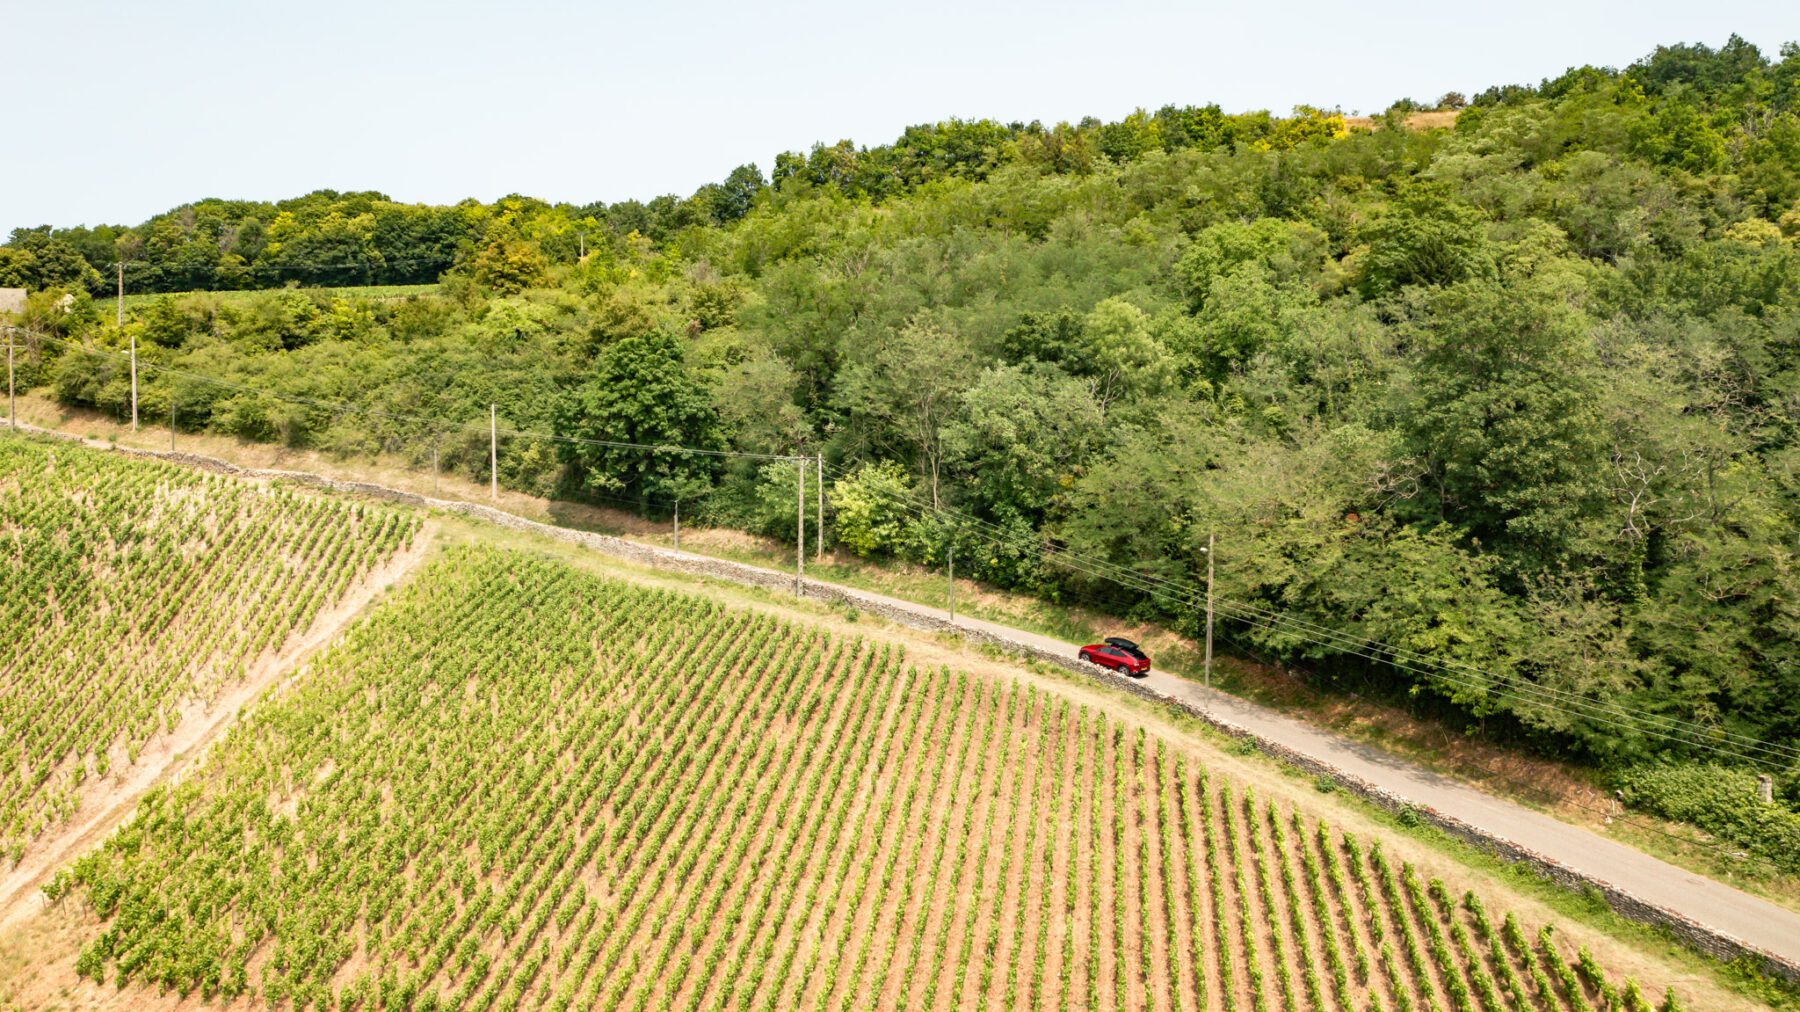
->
[4,0,1795,236]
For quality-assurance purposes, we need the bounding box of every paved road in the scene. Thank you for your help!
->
[801,578,1800,970]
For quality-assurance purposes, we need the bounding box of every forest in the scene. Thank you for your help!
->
[7,35,1800,798]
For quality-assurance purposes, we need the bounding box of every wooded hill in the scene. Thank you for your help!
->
[8,36,1800,801]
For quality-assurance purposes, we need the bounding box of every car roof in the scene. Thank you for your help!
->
[1103,636,1140,650]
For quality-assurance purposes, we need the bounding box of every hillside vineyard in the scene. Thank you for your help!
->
[56,544,1675,1011]
[0,436,419,863]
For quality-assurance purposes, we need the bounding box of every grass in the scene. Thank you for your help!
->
[0,440,1781,1009]
[14,388,1800,921]
[27,528,1716,1010]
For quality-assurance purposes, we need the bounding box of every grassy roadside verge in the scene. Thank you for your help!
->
[7,424,1786,1009]
[14,390,1800,920]
[343,495,1800,1009]
[378,504,1800,1009]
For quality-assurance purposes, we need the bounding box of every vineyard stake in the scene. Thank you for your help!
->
[489,403,498,502]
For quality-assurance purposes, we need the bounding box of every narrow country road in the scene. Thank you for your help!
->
[787,574,1800,971]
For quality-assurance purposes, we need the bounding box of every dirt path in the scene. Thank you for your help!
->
[0,524,433,933]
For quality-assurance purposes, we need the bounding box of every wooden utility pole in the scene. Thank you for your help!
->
[1204,532,1215,697]
[673,500,681,550]
[130,333,138,432]
[169,398,176,451]
[795,456,805,596]
[816,453,824,562]
[948,545,956,623]
[431,440,439,497]
[115,261,124,327]
[489,404,498,501]
[6,329,14,429]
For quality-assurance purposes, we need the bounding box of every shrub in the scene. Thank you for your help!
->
[1615,762,1800,874]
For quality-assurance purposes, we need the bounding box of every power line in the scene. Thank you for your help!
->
[17,326,1800,768]
[1213,597,1800,766]
[13,373,1776,876]
[22,330,804,466]
[820,458,1800,769]
[1209,623,1795,877]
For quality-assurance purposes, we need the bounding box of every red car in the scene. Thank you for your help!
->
[1079,637,1151,677]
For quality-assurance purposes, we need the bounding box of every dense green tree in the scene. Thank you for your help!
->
[834,318,976,506]
[0,229,104,292]
[1354,194,1496,299]
[554,333,724,505]
[827,461,920,558]
[1399,274,1612,571]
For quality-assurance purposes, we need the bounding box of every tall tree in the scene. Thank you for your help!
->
[555,333,724,507]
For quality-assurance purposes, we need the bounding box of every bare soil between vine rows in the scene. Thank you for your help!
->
[0,525,435,935]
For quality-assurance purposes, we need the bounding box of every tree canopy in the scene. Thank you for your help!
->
[14,34,1800,773]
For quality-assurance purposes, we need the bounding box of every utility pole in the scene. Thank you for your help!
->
[6,329,14,429]
[815,453,824,562]
[795,456,805,596]
[673,500,681,550]
[489,404,498,501]
[169,398,176,451]
[948,545,956,623]
[118,261,134,432]
[1203,532,1215,699]
[431,439,440,497]
[577,231,586,259]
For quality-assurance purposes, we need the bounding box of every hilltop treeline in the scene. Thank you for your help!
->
[0,104,1348,296]
[11,36,1800,775]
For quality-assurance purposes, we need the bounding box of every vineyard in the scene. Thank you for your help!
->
[48,544,1689,1012]
[0,434,419,864]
